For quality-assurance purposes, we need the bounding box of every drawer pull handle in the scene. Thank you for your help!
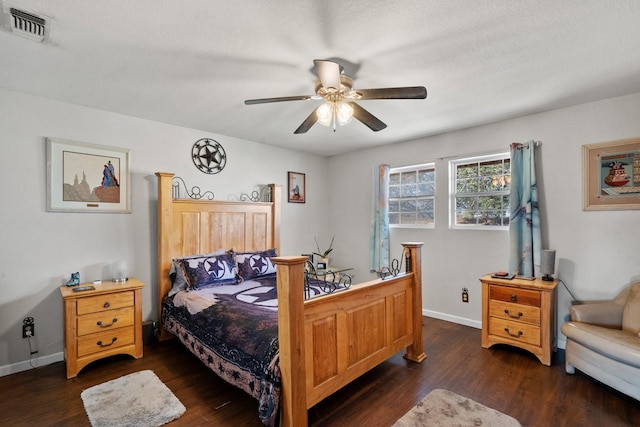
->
[510,294,517,302]
[504,327,523,338]
[97,318,118,328]
[97,337,117,347]
[504,309,523,319]
[103,301,111,308]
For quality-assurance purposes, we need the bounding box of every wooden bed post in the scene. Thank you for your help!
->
[402,242,427,363]
[269,183,281,253]
[156,172,174,341]
[271,255,308,427]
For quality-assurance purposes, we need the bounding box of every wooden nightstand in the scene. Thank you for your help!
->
[60,278,144,378]
[480,275,558,366]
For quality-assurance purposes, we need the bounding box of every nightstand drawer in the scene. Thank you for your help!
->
[489,317,540,346]
[490,285,540,307]
[490,301,540,325]
[77,327,135,357]
[77,307,134,336]
[77,291,134,315]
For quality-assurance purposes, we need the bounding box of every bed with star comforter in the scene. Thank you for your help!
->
[161,243,290,425]
[162,273,282,425]
[161,244,350,426]
[155,173,426,427]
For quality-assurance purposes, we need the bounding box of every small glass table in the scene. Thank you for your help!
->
[304,262,353,299]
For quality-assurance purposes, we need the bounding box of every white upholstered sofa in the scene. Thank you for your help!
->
[561,282,640,400]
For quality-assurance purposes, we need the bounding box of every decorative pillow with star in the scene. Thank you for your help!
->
[169,249,228,296]
[235,248,277,281]
[176,251,238,290]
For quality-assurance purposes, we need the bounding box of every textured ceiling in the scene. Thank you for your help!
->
[1,1,640,156]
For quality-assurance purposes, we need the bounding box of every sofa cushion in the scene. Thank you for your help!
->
[622,283,640,334]
[570,301,624,327]
[562,321,640,368]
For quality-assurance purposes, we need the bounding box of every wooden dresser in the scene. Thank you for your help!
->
[480,275,558,366]
[60,278,144,378]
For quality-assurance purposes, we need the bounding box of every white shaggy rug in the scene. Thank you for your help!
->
[393,389,521,427]
[81,370,186,427]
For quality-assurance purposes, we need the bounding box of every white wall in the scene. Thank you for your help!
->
[0,88,330,373]
[329,92,640,346]
[3,88,640,374]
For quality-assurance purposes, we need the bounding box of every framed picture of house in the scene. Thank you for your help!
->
[287,171,305,203]
[582,137,640,211]
[46,138,131,213]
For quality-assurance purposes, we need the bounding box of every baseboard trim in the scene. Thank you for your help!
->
[423,309,481,329]
[0,352,64,377]
[557,337,566,350]
[0,318,566,376]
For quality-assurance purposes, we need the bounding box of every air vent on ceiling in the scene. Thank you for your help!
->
[7,7,46,42]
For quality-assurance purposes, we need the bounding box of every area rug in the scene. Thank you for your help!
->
[81,370,186,427]
[393,389,521,427]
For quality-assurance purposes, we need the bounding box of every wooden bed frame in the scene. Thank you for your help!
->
[156,172,426,427]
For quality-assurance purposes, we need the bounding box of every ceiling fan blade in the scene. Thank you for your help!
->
[245,95,314,105]
[314,59,341,90]
[351,102,387,132]
[355,86,427,100]
[293,107,320,134]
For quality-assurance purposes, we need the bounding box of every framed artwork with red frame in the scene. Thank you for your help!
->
[287,171,305,203]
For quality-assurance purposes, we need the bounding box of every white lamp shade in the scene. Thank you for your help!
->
[113,260,128,281]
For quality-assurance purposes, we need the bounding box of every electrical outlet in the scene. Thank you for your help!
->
[462,288,469,303]
[22,317,35,338]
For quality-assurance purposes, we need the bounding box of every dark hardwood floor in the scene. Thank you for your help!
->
[1,318,639,426]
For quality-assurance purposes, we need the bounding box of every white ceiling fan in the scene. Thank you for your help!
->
[245,59,427,134]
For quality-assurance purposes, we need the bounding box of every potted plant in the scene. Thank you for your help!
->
[313,236,334,267]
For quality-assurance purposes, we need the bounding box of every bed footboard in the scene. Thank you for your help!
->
[273,242,425,427]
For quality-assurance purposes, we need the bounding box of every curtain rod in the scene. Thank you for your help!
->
[513,140,542,149]
[436,141,541,161]
[436,147,506,161]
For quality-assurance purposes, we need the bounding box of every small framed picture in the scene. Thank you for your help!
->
[288,171,306,203]
[46,138,131,213]
[582,137,640,211]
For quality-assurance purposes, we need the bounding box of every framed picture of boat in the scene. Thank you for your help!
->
[46,138,131,213]
[583,137,640,211]
[287,171,305,203]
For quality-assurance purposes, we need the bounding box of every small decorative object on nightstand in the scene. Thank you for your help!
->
[66,272,80,286]
[480,274,558,366]
[59,278,144,378]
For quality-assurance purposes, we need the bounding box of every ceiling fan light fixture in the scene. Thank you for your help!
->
[317,101,353,128]
[336,102,354,126]
[316,102,333,126]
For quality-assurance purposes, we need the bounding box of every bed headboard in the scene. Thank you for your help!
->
[155,172,281,339]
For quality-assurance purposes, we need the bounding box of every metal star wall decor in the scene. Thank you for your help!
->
[191,138,227,174]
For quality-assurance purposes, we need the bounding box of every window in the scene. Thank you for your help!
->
[389,163,435,228]
[449,153,510,229]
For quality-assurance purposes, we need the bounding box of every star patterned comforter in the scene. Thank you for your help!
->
[161,274,281,426]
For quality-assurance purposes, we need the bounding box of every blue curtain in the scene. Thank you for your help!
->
[508,141,541,278]
[370,164,390,272]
